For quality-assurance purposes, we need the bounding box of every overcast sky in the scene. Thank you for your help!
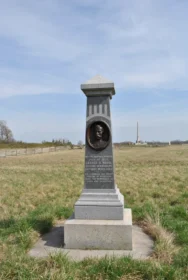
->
[0,0,188,143]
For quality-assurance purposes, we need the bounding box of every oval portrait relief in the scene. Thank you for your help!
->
[86,121,111,151]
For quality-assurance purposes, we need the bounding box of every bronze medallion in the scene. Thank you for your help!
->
[86,121,111,151]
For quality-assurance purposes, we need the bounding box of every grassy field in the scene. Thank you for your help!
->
[0,146,188,279]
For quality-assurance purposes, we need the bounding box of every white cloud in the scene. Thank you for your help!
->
[0,0,187,97]
[0,0,188,144]
[0,2,85,62]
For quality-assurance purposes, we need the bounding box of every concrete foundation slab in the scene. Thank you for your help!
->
[28,223,154,261]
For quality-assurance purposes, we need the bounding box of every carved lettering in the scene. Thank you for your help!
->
[85,156,114,184]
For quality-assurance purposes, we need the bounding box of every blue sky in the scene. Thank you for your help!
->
[0,0,188,143]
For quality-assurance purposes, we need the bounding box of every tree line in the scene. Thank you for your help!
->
[1,120,188,148]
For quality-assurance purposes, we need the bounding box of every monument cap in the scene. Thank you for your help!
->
[81,75,115,98]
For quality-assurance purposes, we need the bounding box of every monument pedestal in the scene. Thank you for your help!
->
[64,209,132,250]
[64,75,133,251]
[74,186,124,220]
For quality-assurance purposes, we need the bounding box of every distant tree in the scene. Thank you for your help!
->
[77,140,83,148]
[44,138,73,146]
[171,140,182,145]
[0,120,14,143]
[63,138,72,145]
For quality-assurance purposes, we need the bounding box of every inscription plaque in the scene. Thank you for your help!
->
[85,155,114,188]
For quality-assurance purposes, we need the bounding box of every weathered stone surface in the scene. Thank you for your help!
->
[82,75,113,85]
[86,96,111,119]
[84,94,115,190]
[74,187,124,220]
[85,154,114,189]
[64,209,132,250]
[81,75,115,96]
[73,75,125,222]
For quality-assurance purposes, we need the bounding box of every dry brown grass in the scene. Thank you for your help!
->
[0,145,188,279]
[141,213,179,264]
[0,145,187,225]
[0,150,84,220]
[114,146,188,208]
[119,274,143,280]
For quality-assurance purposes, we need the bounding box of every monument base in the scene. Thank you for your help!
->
[64,209,132,250]
[74,186,124,220]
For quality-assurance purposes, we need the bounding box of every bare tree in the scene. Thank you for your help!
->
[0,120,14,143]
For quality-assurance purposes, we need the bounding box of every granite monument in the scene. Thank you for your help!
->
[64,75,133,250]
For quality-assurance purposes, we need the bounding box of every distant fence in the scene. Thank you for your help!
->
[0,146,76,158]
